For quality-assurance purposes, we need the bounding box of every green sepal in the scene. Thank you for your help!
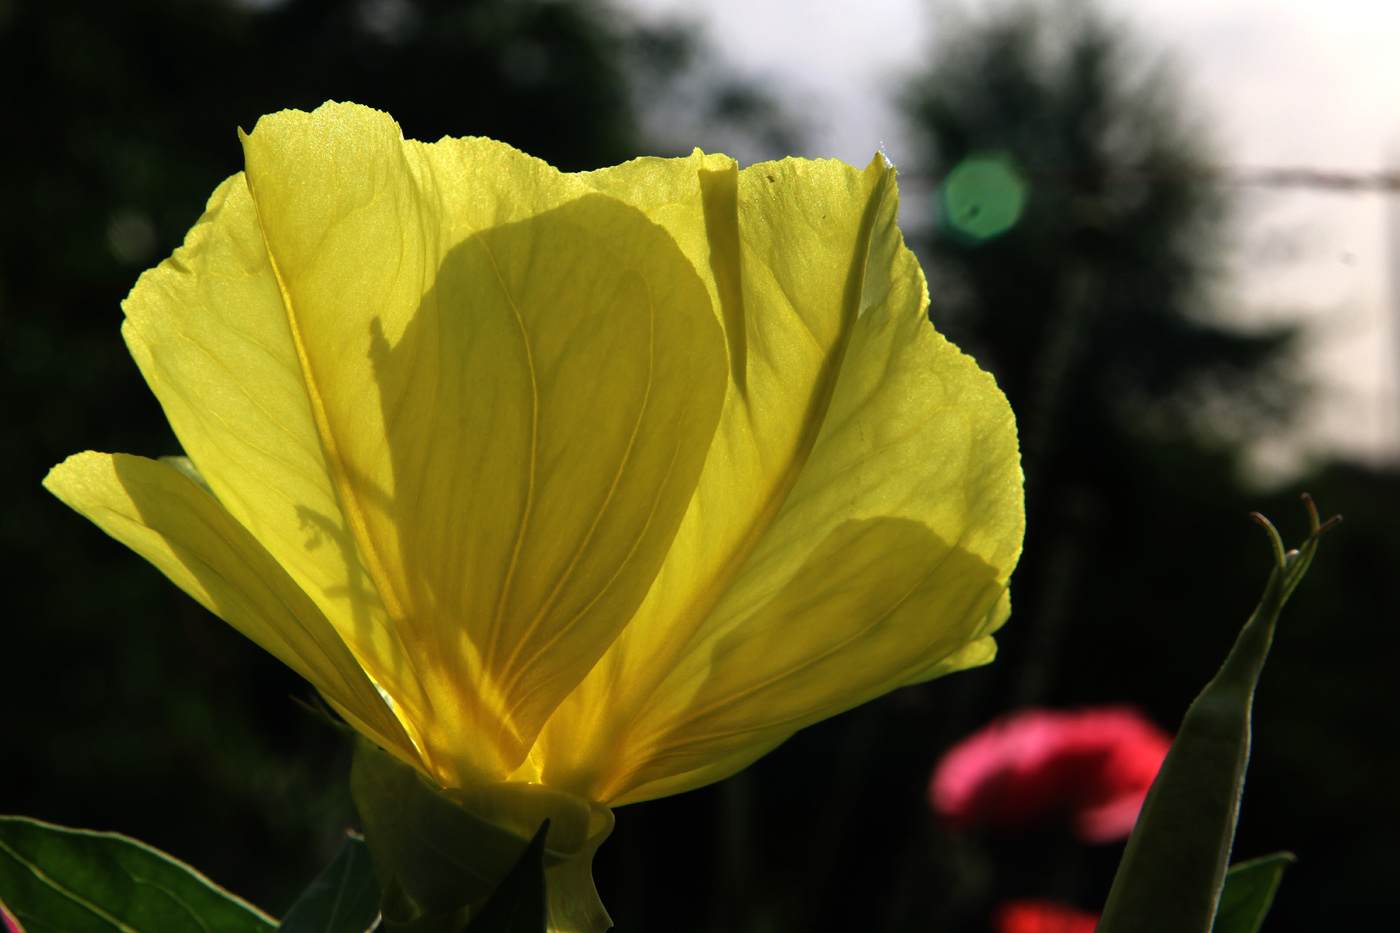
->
[349,739,613,933]
[276,833,381,933]
[0,815,274,933]
[1097,496,1337,933]
[350,739,537,918]
[462,822,549,933]
[1210,852,1295,933]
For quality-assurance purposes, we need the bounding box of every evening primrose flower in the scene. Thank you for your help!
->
[45,102,1023,930]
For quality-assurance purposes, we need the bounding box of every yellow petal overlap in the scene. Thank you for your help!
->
[530,154,890,795]
[239,106,728,785]
[533,153,1022,804]
[117,168,427,752]
[42,452,416,764]
[47,101,1024,932]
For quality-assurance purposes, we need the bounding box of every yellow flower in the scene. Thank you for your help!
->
[44,102,1023,930]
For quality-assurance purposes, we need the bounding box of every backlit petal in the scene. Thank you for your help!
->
[43,452,416,765]
[119,169,427,753]
[525,153,877,795]
[238,104,727,782]
[539,155,1022,803]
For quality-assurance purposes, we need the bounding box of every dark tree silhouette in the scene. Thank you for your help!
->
[907,2,1296,495]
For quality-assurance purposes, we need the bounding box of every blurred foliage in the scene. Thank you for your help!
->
[906,3,1299,473]
[1,0,1395,931]
[623,18,804,164]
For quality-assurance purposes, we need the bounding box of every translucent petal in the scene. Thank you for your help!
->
[120,170,429,756]
[616,160,1022,801]
[536,155,1023,803]
[237,103,727,781]
[43,452,416,765]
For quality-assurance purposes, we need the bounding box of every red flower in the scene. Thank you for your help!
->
[929,705,1172,843]
[992,899,1099,933]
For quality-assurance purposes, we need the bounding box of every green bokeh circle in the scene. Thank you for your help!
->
[940,155,1029,242]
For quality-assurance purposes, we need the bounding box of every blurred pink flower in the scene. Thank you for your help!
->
[992,899,1099,933]
[929,705,1172,843]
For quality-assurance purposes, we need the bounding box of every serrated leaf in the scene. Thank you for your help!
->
[277,834,381,933]
[462,823,548,933]
[1210,852,1294,933]
[0,816,274,933]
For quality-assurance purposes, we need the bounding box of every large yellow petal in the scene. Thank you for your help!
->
[120,169,427,753]
[238,103,727,783]
[534,155,1023,804]
[615,159,1023,802]
[529,154,899,796]
[43,452,417,766]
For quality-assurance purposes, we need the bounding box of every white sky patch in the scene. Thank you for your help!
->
[615,0,1400,475]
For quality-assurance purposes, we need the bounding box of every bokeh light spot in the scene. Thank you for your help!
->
[939,154,1029,243]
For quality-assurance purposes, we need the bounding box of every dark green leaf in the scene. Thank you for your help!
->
[277,834,381,933]
[1211,852,1295,933]
[0,815,274,933]
[462,822,548,933]
[3,897,29,933]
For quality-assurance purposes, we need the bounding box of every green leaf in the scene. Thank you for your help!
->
[1097,497,1337,933]
[462,823,548,933]
[1211,852,1295,933]
[277,834,381,933]
[0,815,274,933]
[3,897,30,933]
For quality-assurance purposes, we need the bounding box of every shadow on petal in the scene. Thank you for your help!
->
[612,516,1007,802]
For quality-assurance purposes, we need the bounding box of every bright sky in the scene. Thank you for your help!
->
[617,0,1400,479]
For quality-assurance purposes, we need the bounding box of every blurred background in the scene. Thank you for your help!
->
[1,0,1395,930]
